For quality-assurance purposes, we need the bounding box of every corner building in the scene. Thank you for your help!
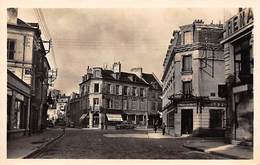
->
[78,62,162,128]
[162,20,226,136]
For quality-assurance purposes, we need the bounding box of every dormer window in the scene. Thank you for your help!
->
[93,69,101,78]
[183,31,193,45]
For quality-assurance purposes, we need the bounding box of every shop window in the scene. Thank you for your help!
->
[94,83,99,93]
[183,31,193,45]
[7,39,16,60]
[209,109,223,128]
[182,55,192,72]
[183,81,192,96]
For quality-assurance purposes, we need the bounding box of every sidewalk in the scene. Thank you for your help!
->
[7,128,64,159]
[183,139,253,159]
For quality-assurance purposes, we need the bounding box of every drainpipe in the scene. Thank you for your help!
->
[22,35,26,80]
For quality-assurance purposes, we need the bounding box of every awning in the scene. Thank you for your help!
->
[79,113,88,120]
[106,114,123,122]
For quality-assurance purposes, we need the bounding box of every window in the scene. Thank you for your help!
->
[167,110,175,127]
[93,98,99,105]
[233,36,253,83]
[93,69,101,77]
[123,100,127,110]
[209,109,223,128]
[132,87,136,96]
[132,100,137,110]
[123,86,128,96]
[151,102,156,111]
[140,88,145,97]
[114,100,120,109]
[7,39,16,60]
[116,85,120,95]
[183,31,193,45]
[182,55,192,72]
[94,83,99,93]
[107,99,112,108]
[140,100,145,110]
[107,84,111,94]
[183,81,192,95]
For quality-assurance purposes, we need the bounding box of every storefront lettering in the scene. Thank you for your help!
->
[225,8,253,38]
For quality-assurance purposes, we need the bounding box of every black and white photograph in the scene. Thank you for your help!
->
[1,1,259,164]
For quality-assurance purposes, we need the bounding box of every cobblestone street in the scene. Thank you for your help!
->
[37,128,227,159]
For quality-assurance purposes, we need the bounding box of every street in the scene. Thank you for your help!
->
[36,128,227,159]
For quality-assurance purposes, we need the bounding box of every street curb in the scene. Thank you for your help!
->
[23,131,65,159]
[183,144,246,159]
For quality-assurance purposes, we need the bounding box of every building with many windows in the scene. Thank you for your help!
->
[68,62,162,129]
[219,8,253,144]
[7,8,51,138]
[161,20,226,136]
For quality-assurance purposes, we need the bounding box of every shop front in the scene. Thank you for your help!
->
[7,71,31,139]
[220,8,254,144]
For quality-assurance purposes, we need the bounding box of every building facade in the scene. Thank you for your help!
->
[70,62,162,129]
[220,8,253,144]
[162,20,226,137]
[7,8,51,137]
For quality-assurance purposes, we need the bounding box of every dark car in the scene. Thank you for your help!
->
[115,121,135,129]
[67,121,75,128]
[55,119,66,126]
[47,120,54,128]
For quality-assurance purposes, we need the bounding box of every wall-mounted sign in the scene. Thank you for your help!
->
[224,8,253,38]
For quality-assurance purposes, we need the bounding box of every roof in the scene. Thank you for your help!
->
[101,69,148,85]
[142,73,162,90]
[8,18,38,31]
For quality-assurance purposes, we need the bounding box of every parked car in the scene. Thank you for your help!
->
[55,119,66,126]
[68,121,75,128]
[115,121,135,129]
[47,120,54,128]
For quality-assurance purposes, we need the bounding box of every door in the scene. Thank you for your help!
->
[93,113,99,127]
[181,109,193,135]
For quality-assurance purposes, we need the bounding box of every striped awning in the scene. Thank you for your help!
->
[106,114,123,121]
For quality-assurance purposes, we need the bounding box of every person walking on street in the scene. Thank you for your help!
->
[162,122,166,135]
[154,121,158,133]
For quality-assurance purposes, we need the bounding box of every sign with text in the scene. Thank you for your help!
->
[224,8,253,38]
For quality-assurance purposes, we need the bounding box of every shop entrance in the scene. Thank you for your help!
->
[93,113,99,128]
[181,109,193,135]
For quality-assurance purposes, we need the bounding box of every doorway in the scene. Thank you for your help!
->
[181,109,193,135]
[93,113,99,128]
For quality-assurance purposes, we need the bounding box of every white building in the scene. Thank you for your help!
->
[162,20,226,137]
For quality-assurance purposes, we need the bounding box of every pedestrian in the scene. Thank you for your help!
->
[161,122,166,135]
[154,122,158,133]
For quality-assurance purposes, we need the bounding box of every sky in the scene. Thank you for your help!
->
[18,8,238,95]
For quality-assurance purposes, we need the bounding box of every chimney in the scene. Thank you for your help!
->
[86,66,92,80]
[113,62,121,73]
[239,8,243,12]
[7,8,18,25]
[131,67,143,78]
